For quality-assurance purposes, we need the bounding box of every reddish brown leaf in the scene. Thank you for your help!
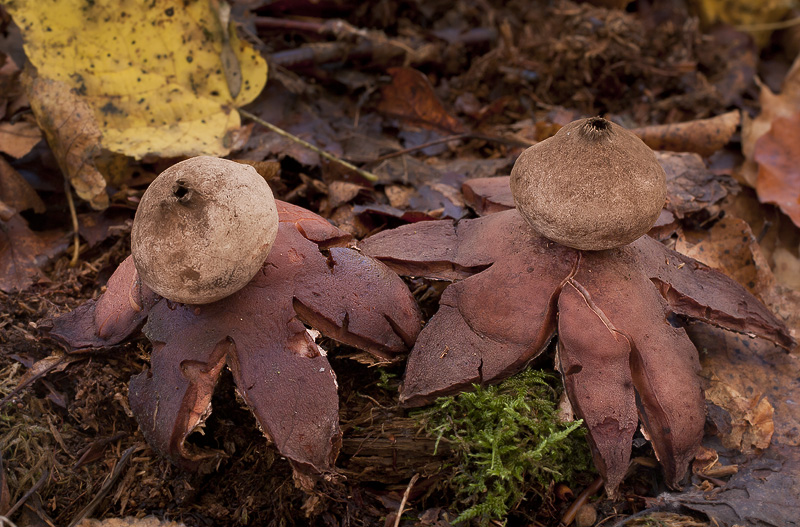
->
[741,54,800,187]
[361,209,793,495]
[50,201,422,485]
[0,156,45,214]
[378,67,467,135]
[77,208,134,248]
[0,214,67,293]
[632,111,740,158]
[754,114,800,228]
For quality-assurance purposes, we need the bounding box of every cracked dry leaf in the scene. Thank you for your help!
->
[25,74,109,209]
[360,209,793,496]
[660,445,800,526]
[7,0,267,164]
[48,202,422,486]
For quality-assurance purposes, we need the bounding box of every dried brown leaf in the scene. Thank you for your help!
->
[0,117,42,159]
[378,67,467,135]
[633,111,740,158]
[0,214,67,292]
[754,114,800,228]
[741,54,800,187]
[24,72,108,209]
[0,155,44,214]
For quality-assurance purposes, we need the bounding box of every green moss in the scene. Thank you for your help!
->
[415,369,592,525]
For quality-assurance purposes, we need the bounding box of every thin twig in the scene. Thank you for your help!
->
[238,109,379,182]
[393,473,419,527]
[63,178,80,267]
[736,16,800,32]
[368,133,469,165]
[67,445,137,527]
[560,476,604,526]
[5,469,48,519]
[366,131,530,166]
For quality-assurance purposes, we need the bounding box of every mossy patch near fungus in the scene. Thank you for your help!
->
[415,369,591,525]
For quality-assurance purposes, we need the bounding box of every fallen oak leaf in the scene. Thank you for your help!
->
[47,201,422,486]
[741,53,800,188]
[0,155,44,214]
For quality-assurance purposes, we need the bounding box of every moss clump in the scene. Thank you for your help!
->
[415,369,592,525]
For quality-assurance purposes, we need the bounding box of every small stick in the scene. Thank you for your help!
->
[238,109,379,182]
[63,178,80,267]
[736,16,800,32]
[67,446,137,527]
[368,134,469,165]
[393,473,420,527]
[5,470,48,519]
[560,476,604,526]
[366,132,530,166]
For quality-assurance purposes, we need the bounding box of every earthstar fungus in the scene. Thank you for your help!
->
[49,158,422,487]
[360,118,794,496]
[131,156,279,304]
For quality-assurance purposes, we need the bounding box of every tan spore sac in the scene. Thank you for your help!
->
[132,156,279,304]
[510,117,667,251]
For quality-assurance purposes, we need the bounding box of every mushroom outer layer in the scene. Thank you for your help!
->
[132,156,279,304]
[510,117,667,251]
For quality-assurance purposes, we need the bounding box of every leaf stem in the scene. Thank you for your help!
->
[238,108,379,182]
[63,177,80,267]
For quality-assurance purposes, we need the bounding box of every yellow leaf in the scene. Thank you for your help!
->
[6,0,267,160]
[694,0,795,48]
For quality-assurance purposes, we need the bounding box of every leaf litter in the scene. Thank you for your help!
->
[1,0,800,526]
